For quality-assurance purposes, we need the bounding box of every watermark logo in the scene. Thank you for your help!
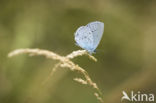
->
[121,91,155,102]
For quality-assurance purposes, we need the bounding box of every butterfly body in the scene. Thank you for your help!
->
[74,21,104,53]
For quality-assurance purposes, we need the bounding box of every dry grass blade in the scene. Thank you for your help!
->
[8,48,65,62]
[8,48,104,103]
[66,50,97,62]
[42,62,61,85]
[94,93,104,103]
[74,78,87,85]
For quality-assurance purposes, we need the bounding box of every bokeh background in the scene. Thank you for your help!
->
[0,0,156,103]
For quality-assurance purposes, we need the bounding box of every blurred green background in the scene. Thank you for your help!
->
[0,0,156,103]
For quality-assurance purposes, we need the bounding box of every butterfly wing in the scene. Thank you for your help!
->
[74,26,94,52]
[87,21,104,50]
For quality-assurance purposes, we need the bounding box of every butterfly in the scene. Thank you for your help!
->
[74,21,104,53]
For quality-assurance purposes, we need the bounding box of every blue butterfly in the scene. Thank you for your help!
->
[74,21,104,53]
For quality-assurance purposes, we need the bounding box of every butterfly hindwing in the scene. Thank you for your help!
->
[74,26,94,52]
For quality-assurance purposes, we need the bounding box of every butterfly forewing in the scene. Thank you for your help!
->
[87,21,104,50]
